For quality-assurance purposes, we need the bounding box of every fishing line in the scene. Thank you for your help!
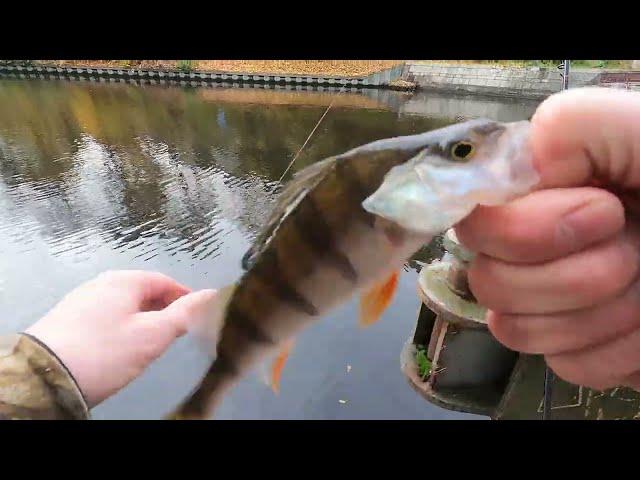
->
[277,85,345,184]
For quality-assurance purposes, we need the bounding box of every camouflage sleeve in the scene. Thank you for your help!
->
[0,333,90,420]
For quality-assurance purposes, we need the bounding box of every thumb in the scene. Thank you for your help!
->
[135,289,219,341]
[530,87,640,189]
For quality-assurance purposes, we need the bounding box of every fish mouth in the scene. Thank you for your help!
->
[497,120,539,199]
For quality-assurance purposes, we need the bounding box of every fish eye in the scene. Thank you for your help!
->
[450,141,475,161]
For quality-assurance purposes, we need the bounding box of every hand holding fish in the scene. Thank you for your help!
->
[25,270,217,408]
[455,87,640,392]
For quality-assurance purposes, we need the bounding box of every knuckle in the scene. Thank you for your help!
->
[487,313,525,351]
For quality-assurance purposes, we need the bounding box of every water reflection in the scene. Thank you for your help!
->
[0,80,463,261]
[0,78,538,419]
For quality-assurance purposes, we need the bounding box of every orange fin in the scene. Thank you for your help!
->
[270,339,295,394]
[359,271,400,327]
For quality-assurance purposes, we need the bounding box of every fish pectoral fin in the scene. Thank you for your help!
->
[260,339,296,395]
[359,270,400,327]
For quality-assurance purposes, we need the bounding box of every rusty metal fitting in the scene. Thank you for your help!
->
[401,228,518,417]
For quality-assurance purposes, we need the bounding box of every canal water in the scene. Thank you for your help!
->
[0,78,539,419]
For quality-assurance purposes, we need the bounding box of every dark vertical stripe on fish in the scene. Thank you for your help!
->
[227,304,276,345]
[335,159,377,228]
[293,194,359,283]
[251,249,319,316]
[210,349,240,378]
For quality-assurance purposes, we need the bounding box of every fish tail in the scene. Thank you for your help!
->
[166,283,239,420]
[165,359,238,420]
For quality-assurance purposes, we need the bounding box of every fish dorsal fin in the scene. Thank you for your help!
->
[242,157,338,271]
[359,270,400,327]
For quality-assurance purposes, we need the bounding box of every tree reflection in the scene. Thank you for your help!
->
[0,78,454,260]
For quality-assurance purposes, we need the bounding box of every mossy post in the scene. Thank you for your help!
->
[402,229,640,420]
[401,229,518,416]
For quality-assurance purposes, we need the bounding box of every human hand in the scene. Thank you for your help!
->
[25,270,217,407]
[455,87,640,391]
